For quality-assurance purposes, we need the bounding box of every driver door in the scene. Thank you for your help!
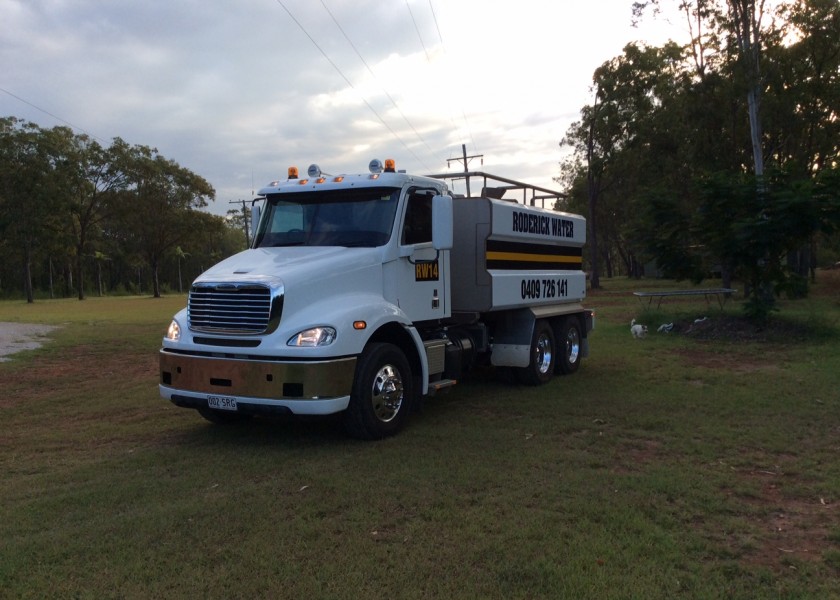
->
[389,188,448,322]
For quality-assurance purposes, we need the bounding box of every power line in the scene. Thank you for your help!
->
[406,0,432,63]
[0,86,107,143]
[427,0,445,51]
[425,1,478,156]
[273,0,432,171]
[319,0,438,163]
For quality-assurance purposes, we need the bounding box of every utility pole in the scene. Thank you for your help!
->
[229,199,250,246]
[447,144,483,197]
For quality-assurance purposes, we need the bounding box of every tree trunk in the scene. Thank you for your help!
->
[23,245,34,304]
[62,260,71,298]
[586,109,601,290]
[76,242,86,300]
[152,259,161,298]
[746,86,764,177]
[49,256,54,299]
[730,0,766,177]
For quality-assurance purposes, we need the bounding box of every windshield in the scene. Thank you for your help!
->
[254,187,401,248]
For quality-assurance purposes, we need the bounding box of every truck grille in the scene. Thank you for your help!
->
[188,283,283,335]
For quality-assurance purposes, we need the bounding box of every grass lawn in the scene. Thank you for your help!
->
[1,272,839,599]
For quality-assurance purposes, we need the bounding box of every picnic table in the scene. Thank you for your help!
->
[633,288,737,309]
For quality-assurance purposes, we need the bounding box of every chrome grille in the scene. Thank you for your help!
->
[188,283,281,334]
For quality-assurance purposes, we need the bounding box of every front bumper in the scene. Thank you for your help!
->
[159,350,356,416]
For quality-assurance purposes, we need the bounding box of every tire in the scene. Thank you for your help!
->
[197,407,252,425]
[555,316,582,375]
[517,319,555,386]
[343,343,414,440]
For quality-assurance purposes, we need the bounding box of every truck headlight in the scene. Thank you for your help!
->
[165,320,181,342]
[287,326,336,347]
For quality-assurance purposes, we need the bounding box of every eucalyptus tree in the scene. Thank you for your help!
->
[560,42,689,284]
[764,0,840,175]
[633,0,780,176]
[0,118,59,302]
[119,145,215,298]
[762,0,840,278]
[625,0,840,315]
[46,129,130,300]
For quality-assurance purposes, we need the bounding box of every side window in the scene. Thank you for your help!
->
[401,192,433,245]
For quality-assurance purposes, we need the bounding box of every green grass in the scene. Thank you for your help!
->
[1,277,839,599]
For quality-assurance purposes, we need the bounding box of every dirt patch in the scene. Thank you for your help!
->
[0,322,59,362]
[683,315,814,343]
[672,347,784,373]
[611,439,664,474]
[634,314,822,344]
[723,465,837,571]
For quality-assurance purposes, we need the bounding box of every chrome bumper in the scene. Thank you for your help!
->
[159,350,356,410]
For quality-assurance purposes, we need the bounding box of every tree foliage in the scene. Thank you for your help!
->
[0,119,245,301]
[561,0,840,320]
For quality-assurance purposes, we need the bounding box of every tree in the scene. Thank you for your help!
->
[0,118,59,303]
[568,0,840,320]
[47,130,130,300]
[226,205,252,248]
[762,0,840,280]
[119,146,215,298]
[633,0,778,174]
[763,0,840,174]
[0,116,243,299]
[727,0,772,177]
[559,42,689,283]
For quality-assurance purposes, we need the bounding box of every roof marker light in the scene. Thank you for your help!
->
[316,177,326,184]
[333,176,344,183]
[298,179,309,185]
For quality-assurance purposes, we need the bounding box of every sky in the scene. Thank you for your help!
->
[1,0,688,215]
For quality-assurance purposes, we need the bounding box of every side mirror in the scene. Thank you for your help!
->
[432,195,453,251]
[250,202,262,246]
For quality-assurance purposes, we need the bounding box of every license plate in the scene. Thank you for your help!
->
[207,395,238,411]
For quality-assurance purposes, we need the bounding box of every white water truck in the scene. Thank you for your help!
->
[160,159,593,439]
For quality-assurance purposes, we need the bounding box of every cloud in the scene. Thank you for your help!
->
[1,0,688,213]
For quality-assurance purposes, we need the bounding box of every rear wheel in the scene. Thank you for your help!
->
[343,343,413,440]
[556,316,582,375]
[517,319,555,386]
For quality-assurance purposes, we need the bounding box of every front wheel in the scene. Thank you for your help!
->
[343,343,414,440]
[555,316,582,375]
[517,319,555,386]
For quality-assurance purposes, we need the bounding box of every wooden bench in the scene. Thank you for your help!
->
[633,288,737,309]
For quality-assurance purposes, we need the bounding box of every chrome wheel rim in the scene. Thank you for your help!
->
[566,328,580,365]
[536,333,553,375]
[371,364,404,422]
